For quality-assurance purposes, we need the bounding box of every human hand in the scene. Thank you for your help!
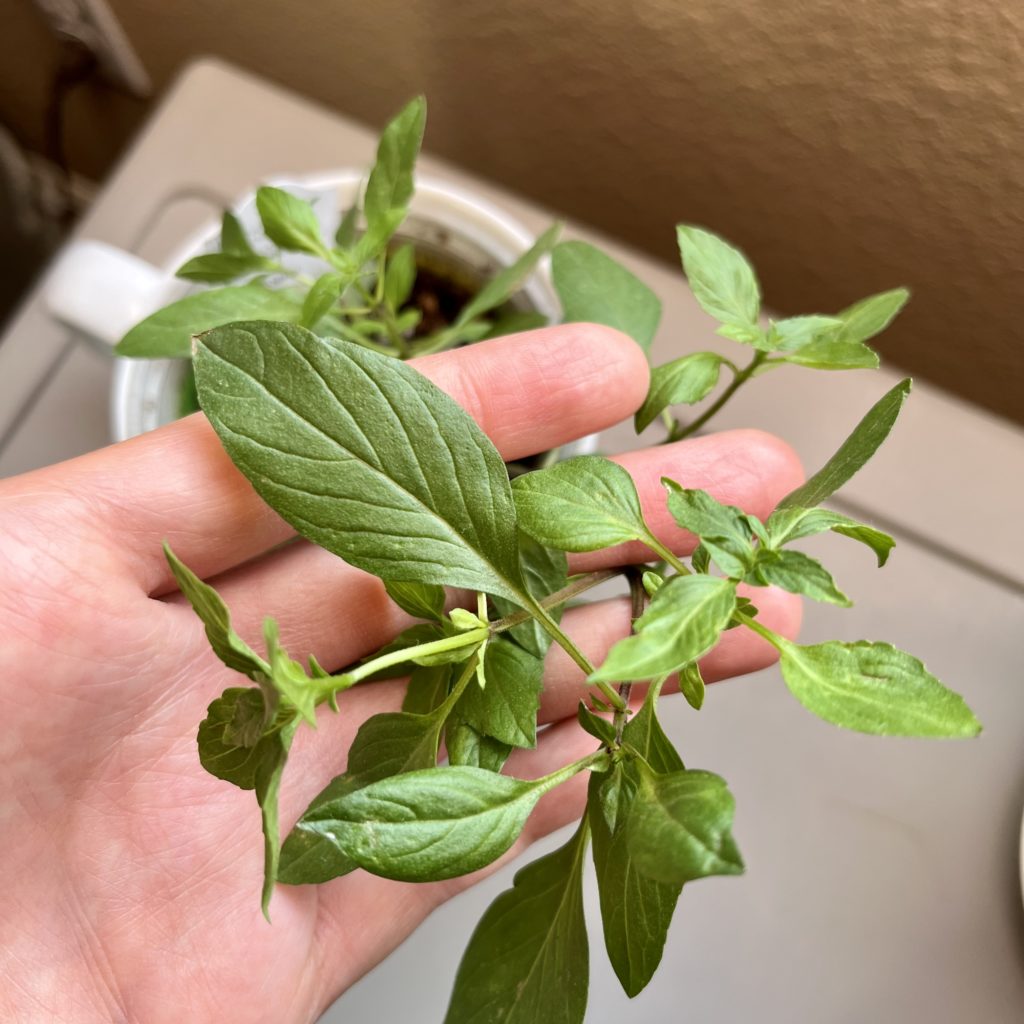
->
[0,325,801,1023]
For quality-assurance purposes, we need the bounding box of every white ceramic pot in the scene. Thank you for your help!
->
[44,171,595,456]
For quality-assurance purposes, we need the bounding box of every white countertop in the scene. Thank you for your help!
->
[2,59,1021,1022]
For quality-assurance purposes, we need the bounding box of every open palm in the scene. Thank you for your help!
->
[0,325,801,1023]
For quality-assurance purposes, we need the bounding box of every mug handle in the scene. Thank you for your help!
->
[44,240,174,350]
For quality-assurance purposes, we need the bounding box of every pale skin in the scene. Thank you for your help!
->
[0,324,803,1023]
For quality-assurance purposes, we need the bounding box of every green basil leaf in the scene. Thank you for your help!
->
[256,717,299,918]
[402,663,453,714]
[552,239,661,353]
[384,579,447,622]
[262,618,320,724]
[194,322,529,602]
[116,284,302,359]
[778,639,981,737]
[625,765,744,885]
[778,379,912,510]
[454,637,543,748]
[299,766,552,881]
[662,481,757,577]
[837,287,910,343]
[455,222,561,327]
[300,271,347,328]
[678,663,706,710]
[591,575,737,683]
[197,688,274,788]
[690,544,711,574]
[384,242,417,310]
[220,210,255,256]
[335,193,361,248]
[635,353,723,432]
[676,225,760,329]
[749,549,852,607]
[255,186,327,257]
[280,695,453,885]
[446,720,512,772]
[589,766,680,998]
[577,701,616,745]
[513,456,655,552]
[444,820,589,1024]
[164,543,268,679]
[622,687,685,773]
[766,506,895,567]
[176,252,276,283]
[492,532,568,658]
[642,570,665,597]
[767,315,843,352]
[359,96,427,258]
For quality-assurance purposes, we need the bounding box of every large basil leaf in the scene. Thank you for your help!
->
[116,283,302,358]
[444,820,590,1024]
[298,766,552,882]
[193,322,529,602]
[778,639,981,737]
[552,239,661,353]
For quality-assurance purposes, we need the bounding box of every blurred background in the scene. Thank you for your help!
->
[1,0,1021,422]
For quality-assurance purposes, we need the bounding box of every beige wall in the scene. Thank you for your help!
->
[3,0,1021,422]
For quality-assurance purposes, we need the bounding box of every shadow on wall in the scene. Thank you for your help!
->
[2,0,1021,421]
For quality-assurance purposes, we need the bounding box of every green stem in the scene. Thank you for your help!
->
[615,572,648,743]
[489,568,624,634]
[341,626,488,687]
[668,350,767,442]
[735,609,785,649]
[527,598,626,712]
[436,653,480,717]
[643,535,692,577]
[536,749,611,794]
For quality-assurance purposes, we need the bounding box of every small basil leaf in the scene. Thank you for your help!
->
[678,663,706,710]
[766,315,842,352]
[662,481,758,577]
[622,693,685,773]
[402,663,453,715]
[778,639,981,737]
[492,532,568,658]
[220,210,255,256]
[766,507,895,567]
[591,575,737,683]
[455,222,561,327]
[300,271,347,328]
[777,379,912,510]
[384,242,417,309]
[384,579,447,622]
[116,284,302,359]
[299,766,549,881]
[256,717,299,918]
[635,353,723,432]
[176,252,276,283]
[197,688,274,788]
[255,186,327,257]
[262,618,320,724]
[642,570,665,597]
[577,701,616,745]
[446,719,512,772]
[444,820,590,1024]
[749,549,852,607]
[194,322,529,602]
[454,637,543,748]
[164,544,267,679]
[690,544,711,574]
[358,96,427,258]
[513,456,653,552]
[676,225,760,329]
[625,764,744,885]
[552,239,661,352]
[335,193,361,248]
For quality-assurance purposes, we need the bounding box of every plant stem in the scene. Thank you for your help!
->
[537,749,611,794]
[735,609,785,649]
[527,598,626,712]
[668,350,767,442]
[615,572,648,743]
[341,626,489,687]
[643,535,692,577]
[489,568,624,634]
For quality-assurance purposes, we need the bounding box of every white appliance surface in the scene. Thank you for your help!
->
[1,60,1021,1022]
